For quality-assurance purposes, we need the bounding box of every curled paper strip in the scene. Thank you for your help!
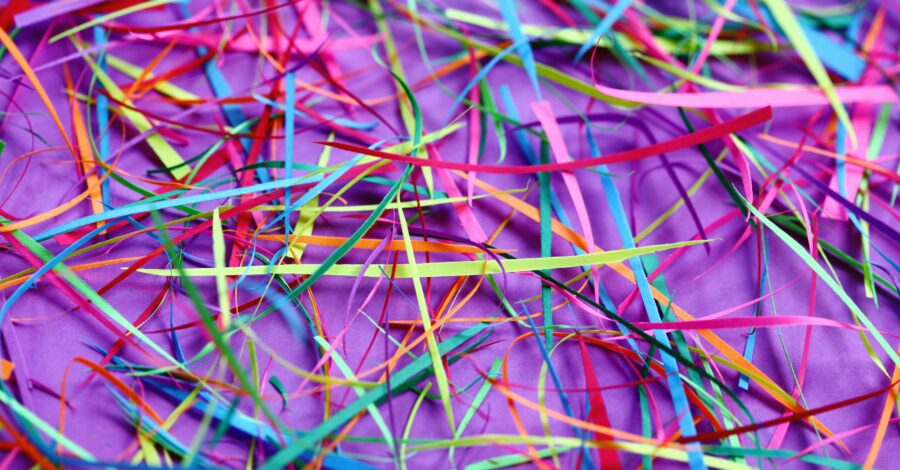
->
[0,2,899,470]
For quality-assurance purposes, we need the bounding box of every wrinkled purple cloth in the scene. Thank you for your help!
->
[0,1,899,469]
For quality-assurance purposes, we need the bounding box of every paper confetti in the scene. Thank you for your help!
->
[0,1,899,469]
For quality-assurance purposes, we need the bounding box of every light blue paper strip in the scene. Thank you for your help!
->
[498,0,542,98]
[253,95,377,131]
[178,1,270,183]
[734,1,864,80]
[500,85,642,355]
[284,72,296,246]
[588,131,707,470]
[574,0,634,62]
[92,25,111,209]
[33,158,359,242]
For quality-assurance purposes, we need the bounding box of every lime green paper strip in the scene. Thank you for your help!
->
[412,435,750,470]
[50,0,178,43]
[743,197,900,371]
[104,54,201,102]
[212,208,231,328]
[72,38,191,179]
[0,387,96,461]
[312,336,396,453]
[137,239,712,278]
[10,228,182,367]
[445,8,769,55]
[395,189,457,434]
[762,0,856,147]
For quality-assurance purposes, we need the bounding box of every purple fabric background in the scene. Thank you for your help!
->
[0,1,899,468]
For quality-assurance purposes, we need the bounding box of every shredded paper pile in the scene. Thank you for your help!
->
[2,0,900,468]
